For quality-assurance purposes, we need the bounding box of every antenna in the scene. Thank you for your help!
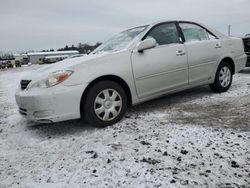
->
[228,24,231,36]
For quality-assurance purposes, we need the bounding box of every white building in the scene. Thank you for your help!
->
[27,50,79,64]
[44,55,69,64]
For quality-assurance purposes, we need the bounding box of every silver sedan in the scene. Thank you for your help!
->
[15,21,247,127]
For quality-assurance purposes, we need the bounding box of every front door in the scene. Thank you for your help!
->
[131,22,188,99]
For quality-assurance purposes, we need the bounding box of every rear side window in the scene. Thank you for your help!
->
[145,23,180,46]
[180,23,209,42]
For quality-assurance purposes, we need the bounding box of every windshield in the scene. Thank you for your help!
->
[93,25,148,53]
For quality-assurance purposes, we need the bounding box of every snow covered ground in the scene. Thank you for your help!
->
[0,65,250,188]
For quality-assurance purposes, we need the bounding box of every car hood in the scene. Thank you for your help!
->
[21,52,110,81]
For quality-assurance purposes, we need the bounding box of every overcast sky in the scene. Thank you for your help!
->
[0,0,249,53]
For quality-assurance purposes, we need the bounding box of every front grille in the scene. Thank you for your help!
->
[20,80,31,90]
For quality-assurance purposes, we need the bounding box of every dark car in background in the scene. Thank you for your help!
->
[243,34,250,67]
[0,61,7,69]
[6,60,14,68]
[15,60,22,67]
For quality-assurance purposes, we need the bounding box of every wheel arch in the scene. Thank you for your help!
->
[80,75,132,118]
[220,57,235,74]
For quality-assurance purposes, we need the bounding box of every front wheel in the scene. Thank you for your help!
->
[82,80,127,127]
[209,61,233,93]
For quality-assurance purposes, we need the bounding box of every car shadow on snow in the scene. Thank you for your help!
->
[240,67,250,74]
[129,85,214,113]
[128,81,250,131]
[26,119,96,138]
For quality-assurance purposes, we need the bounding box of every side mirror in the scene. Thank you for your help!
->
[137,38,157,52]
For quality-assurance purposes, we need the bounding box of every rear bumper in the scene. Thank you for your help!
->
[15,83,86,123]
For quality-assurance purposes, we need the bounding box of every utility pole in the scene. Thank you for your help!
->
[228,24,231,36]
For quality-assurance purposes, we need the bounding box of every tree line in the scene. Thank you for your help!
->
[0,53,14,61]
[58,42,102,54]
[0,42,102,60]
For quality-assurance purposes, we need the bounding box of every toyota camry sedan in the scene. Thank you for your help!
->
[15,21,247,127]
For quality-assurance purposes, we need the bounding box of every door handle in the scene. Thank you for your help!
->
[176,50,186,56]
[215,43,222,48]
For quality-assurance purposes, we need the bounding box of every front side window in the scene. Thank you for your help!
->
[180,23,209,42]
[145,23,180,46]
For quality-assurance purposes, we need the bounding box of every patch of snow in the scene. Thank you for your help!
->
[0,66,250,187]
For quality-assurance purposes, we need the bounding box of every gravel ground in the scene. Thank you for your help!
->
[0,65,250,188]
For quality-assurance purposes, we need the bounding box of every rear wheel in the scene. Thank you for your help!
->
[209,61,233,93]
[82,80,127,127]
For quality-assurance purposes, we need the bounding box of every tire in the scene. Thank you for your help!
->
[209,61,233,93]
[82,80,127,127]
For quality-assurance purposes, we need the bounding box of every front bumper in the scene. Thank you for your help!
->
[15,83,86,123]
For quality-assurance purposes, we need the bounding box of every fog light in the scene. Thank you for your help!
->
[33,110,54,118]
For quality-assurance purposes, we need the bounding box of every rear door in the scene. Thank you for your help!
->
[179,22,223,84]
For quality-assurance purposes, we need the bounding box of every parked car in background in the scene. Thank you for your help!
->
[0,58,15,69]
[0,61,7,69]
[15,21,246,127]
[21,56,29,65]
[6,60,14,68]
[15,60,22,67]
[242,34,250,67]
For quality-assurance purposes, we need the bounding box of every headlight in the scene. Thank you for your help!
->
[28,70,73,89]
